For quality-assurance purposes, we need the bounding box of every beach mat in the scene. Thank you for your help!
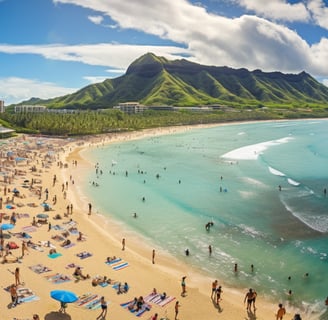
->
[44,273,71,284]
[21,226,37,233]
[48,252,62,259]
[121,300,151,317]
[75,293,103,310]
[106,258,129,270]
[4,286,39,303]
[17,287,40,303]
[76,251,92,259]
[144,293,176,307]
[29,264,51,274]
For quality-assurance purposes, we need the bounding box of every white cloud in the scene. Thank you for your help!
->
[88,15,104,25]
[236,0,310,22]
[0,43,189,68]
[308,0,328,29]
[0,77,78,105]
[45,1,328,76]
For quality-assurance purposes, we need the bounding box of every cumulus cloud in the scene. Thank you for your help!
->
[236,0,310,22]
[49,1,327,74]
[308,0,328,29]
[0,77,78,105]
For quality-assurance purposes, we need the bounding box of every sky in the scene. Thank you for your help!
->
[1,0,328,105]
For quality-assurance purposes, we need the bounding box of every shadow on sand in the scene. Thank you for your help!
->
[244,309,257,320]
[45,311,72,320]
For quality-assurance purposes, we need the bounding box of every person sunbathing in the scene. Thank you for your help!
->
[61,239,71,247]
[136,296,145,311]
[128,297,138,311]
[106,256,117,263]
[73,267,89,280]
[160,292,167,300]
[92,276,112,286]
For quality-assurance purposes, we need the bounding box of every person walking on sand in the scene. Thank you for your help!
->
[174,301,181,320]
[122,238,125,251]
[88,203,92,215]
[14,267,21,286]
[244,288,256,312]
[152,249,155,264]
[97,296,107,319]
[10,284,18,308]
[211,280,218,299]
[21,241,28,257]
[216,285,223,305]
[181,276,187,296]
[276,303,286,320]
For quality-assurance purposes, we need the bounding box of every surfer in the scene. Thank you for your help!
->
[278,185,282,191]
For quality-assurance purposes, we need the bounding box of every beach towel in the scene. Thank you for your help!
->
[48,252,62,259]
[51,234,65,242]
[121,300,151,317]
[105,257,122,265]
[44,273,71,284]
[16,287,40,303]
[76,251,92,259]
[29,264,51,274]
[28,243,44,252]
[144,293,176,307]
[113,261,129,271]
[63,242,75,249]
[75,293,98,307]
[21,226,37,233]
[4,285,39,303]
[85,297,102,310]
[75,293,103,309]
[65,263,82,269]
[52,225,64,231]
[11,232,32,239]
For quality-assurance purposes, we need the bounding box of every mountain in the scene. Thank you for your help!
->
[21,53,328,109]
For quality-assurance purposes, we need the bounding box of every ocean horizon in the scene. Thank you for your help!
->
[80,119,328,319]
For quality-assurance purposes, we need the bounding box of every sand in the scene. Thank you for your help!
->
[0,126,297,320]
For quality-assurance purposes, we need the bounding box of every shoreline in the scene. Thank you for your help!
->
[62,123,294,318]
[0,121,324,320]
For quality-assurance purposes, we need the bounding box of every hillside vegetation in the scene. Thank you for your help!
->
[16,52,328,109]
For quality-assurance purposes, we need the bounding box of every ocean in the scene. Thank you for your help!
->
[80,119,328,318]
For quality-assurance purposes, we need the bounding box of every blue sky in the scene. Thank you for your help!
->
[1,0,328,105]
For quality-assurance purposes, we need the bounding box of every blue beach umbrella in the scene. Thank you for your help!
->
[0,223,14,238]
[50,290,78,303]
[0,223,15,231]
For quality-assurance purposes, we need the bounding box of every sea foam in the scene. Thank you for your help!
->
[221,137,293,160]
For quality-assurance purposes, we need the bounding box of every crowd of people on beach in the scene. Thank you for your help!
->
[0,133,327,320]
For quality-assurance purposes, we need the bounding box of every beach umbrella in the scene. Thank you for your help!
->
[36,213,49,219]
[50,290,78,303]
[0,223,14,231]
[0,223,14,238]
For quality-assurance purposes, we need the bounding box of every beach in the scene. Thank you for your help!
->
[0,125,315,320]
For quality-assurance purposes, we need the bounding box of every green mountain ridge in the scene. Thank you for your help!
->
[18,52,328,109]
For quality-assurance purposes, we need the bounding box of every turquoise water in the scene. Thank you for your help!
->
[81,120,328,317]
